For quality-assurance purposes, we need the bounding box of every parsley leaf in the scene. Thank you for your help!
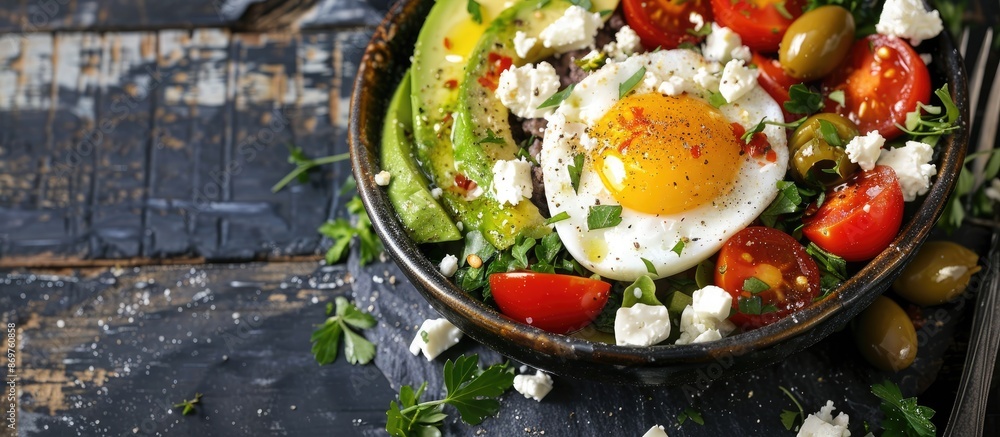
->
[386,355,515,436]
[738,295,775,315]
[708,91,727,108]
[828,89,846,107]
[774,0,793,19]
[641,257,657,275]
[311,296,377,365]
[318,196,383,266]
[467,0,483,24]
[545,211,570,225]
[817,119,845,147]
[273,146,350,193]
[568,153,585,193]
[760,180,805,228]
[871,380,936,437]
[671,239,686,256]
[619,66,647,98]
[574,52,608,72]
[479,128,506,145]
[587,205,623,230]
[743,277,770,294]
[569,0,593,11]
[537,83,575,109]
[778,386,804,431]
[687,23,712,37]
[678,406,704,426]
[806,243,847,298]
[174,393,203,416]
[784,84,824,115]
[897,84,960,146]
[622,275,660,307]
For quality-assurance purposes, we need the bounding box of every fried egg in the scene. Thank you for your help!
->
[540,49,788,281]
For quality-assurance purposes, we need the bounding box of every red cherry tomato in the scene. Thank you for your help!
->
[715,226,821,329]
[802,165,905,262]
[821,34,932,140]
[622,0,714,50]
[751,52,803,122]
[489,272,611,334]
[709,0,805,52]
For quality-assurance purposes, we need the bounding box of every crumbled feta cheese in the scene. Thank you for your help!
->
[693,66,720,92]
[495,62,562,119]
[676,285,736,345]
[615,303,672,347]
[730,45,752,62]
[604,25,642,61]
[986,178,1000,202]
[920,53,933,65]
[430,187,443,199]
[801,144,815,157]
[876,141,936,201]
[374,170,391,186]
[845,131,886,171]
[689,12,705,32]
[796,400,851,437]
[642,424,669,437]
[718,59,758,103]
[438,254,459,277]
[513,31,538,59]
[634,70,663,95]
[539,5,603,52]
[876,0,944,46]
[657,76,688,96]
[703,24,745,64]
[513,370,554,402]
[408,318,463,360]
[491,157,534,206]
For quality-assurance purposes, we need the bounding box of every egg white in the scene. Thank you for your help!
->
[540,49,788,281]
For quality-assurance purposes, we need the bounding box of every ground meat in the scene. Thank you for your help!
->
[521,118,548,138]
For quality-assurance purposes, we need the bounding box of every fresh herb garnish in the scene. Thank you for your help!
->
[738,296,777,315]
[619,66,647,98]
[828,89,846,107]
[641,257,657,275]
[806,242,847,298]
[622,275,660,307]
[537,83,575,109]
[574,52,608,72]
[743,277,770,294]
[174,393,203,416]
[454,231,582,299]
[587,205,624,230]
[677,406,705,425]
[671,239,686,256]
[598,9,613,17]
[871,380,936,437]
[467,0,483,24]
[568,0,593,11]
[817,119,845,147]
[545,211,570,225]
[386,355,515,437]
[479,128,506,145]
[774,0,793,19]
[568,153,585,193]
[741,117,768,143]
[318,196,383,266]
[784,84,824,115]
[898,85,960,146]
[272,145,350,192]
[778,386,805,431]
[310,296,377,365]
[686,23,712,37]
[708,91,727,108]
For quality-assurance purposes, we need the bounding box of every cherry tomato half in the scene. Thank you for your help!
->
[821,34,932,140]
[489,272,611,334]
[751,52,803,122]
[623,0,714,50]
[715,226,821,329]
[802,165,905,262]
[709,0,805,53]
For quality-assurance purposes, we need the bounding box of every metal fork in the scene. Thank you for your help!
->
[942,23,1000,437]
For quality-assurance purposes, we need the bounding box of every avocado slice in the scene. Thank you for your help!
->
[381,70,462,244]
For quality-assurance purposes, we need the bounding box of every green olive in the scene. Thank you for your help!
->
[892,241,982,306]
[779,6,856,80]
[853,296,918,371]
[788,113,860,186]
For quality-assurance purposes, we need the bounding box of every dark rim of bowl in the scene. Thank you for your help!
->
[349,0,970,368]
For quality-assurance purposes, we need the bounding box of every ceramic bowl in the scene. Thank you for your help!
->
[349,0,969,385]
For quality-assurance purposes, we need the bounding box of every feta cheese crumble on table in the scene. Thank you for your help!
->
[876,0,944,46]
[641,424,669,437]
[513,369,554,402]
[796,400,851,437]
[491,157,534,206]
[409,318,463,360]
[845,131,886,171]
[876,141,936,201]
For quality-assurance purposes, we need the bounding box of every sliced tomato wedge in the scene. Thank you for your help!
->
[623,0,714,50]
[715,226,821,329]
[803,165,905,262]
[821,34,932,140]
[709,0,805,52]
[751,52,803,122]
[489,272,611,334]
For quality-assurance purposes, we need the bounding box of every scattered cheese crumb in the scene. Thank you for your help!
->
[604,25,642,61]
[920,53,933,65]
[689,12,705,31]
[408,318,463,361]
[703,24,746,64]
[796,400,851,437]
[642,424,669,437]
[676,285,736,345]
[657,76,688,96]
[845,131,886,171]
[876,141,936,201]
[539,5,603,52]
[513,370,554,402]
[718,59,758,103]
[496,62,562,119]
[876,0,944,46]
[615,303,672,346]
[693,66,720,92]
[374,170,391,186]
[430,187,443,199]
[513,31,538,59]
[491,157,534,206]
[438,254,459,277]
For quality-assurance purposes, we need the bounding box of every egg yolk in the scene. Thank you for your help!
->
[591,93,743,215]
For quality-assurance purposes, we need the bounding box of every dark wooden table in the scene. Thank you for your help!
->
[1,1,998,436]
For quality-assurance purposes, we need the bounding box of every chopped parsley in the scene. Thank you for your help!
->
[478,128,506,145]
[587,205,624,230]
[641,257,657,275]
[778,386,805,431]
[386,355,514,437]
[806,243,847,299]
[318,196,383,266]
[568,152,585,193]
[738,295,777,315]
[828,89,846,107]
[174,393,203,416]
[272,145,350,192]
[899,85,960,147]
[708,91,727,108]
[537,83,575,109]
[671,239,686,256]
[743,277,770,294]
[817,119,845,147]
[677,406,704,426]
[569,0,593,11]
[619,66,647,98]
[574,52,608,72]
[545,211,570,225]
[467,0,483,24]
[310,296,377,365]
[774,1,794,19]
[871,380,936,437]
[784,84,824,115]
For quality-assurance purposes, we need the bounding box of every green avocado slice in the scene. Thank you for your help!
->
[381,70,461,244]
